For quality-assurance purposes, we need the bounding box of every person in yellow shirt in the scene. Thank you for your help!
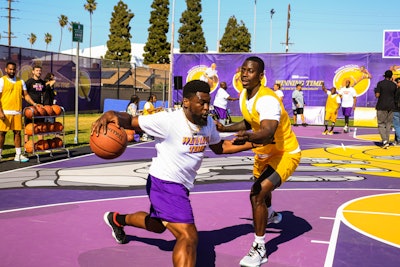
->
[142,94,163,115]
[216,56,301,267]
[0,62,38,162]
[321,82,341,135]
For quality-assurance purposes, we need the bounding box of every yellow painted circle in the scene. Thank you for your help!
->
[333,65,371,97]
[341,193,400,246]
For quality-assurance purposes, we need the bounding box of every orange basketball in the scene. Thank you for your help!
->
[37,122,48,133]
[125,129,135,142]
[53,122,64,132]
[24,106,38,119]
[36,105,47,116]
[47,139,56,149]
[36,139,49,151]
[47,122,55,132]
[52,104,62,116]
[24,123,37,136]
[24,140,35,153]
[52,137,63,148]
[44,105,54,116]
[90,123,127,159]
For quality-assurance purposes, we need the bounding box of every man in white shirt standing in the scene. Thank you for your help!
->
[338,80,357,133]
[212,81,238,124]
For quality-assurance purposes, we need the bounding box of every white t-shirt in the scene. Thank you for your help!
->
[274,90,284,99]
[138,109,221,190]
[338,86,357,108]
[239,93,281,122]
[126,103,138,115]
[213,88,230,109]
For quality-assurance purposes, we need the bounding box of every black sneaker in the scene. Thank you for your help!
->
[104,212,127,244]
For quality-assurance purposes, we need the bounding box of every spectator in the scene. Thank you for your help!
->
[321,82,341,135]
[394,78,400,145]
[273,83,284,101]
[338,80,357,133]
[43,72,56,105]
[126,95,140,115]
[0,61,38,162]
[212,81,238,125]
[292,84,307,126]
[375,70,396,148]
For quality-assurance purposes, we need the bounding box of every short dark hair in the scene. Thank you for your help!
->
[183,80,210,98]
[6,61,16,68]
[244,56,265,74]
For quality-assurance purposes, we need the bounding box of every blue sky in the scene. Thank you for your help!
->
[1,0,399,54]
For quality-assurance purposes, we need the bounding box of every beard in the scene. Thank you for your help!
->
[192,112,208,126]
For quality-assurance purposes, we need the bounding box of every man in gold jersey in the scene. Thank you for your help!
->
[321,82,341,135]
[216,56,301,267]
[0,61,38,162]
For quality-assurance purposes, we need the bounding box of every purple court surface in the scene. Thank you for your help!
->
[0,125,399,267]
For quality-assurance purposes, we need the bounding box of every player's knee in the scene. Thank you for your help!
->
[250,182,262,198]
[145,215,166,233]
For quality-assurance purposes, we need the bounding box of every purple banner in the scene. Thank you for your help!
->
[173,53,400,116]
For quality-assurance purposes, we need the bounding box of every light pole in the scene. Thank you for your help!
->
[270,9,275,52]
[253,0,257,52]
[217,0,220,52]
[168,0,176,108]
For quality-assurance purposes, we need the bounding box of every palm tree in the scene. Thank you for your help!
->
[84,0,97,58]
[28,33,37,49]
[58,15,69,55]
[44,33,53,52]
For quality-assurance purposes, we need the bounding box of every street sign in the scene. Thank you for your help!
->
[72,23,84,43]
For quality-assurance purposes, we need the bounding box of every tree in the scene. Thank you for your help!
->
[58,15,69,54]
[28,33,37,49]
[84,0,97,58]
[178,0,207,52]
[44,33,53,52]
[219,16,251,53]
[143,0,170,64]
[104,0,134,63]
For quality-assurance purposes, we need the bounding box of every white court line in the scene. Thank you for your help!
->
[311,240,330,244]
[320,216,335,220]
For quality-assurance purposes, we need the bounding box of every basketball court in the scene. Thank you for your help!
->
[0,126,399,267]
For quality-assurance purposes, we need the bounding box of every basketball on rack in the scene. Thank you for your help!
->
[44,105,54,116]
[52,104,62,116]
[24,140,35,153]
[24,123,37,136]
[36,105,47,116]
[90,123,128,159]
[24,106,37,119]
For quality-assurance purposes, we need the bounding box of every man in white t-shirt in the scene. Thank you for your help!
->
[92,80,252,267]
[273,83,284,101]
[212,81,238,124]
[338,80,357,133]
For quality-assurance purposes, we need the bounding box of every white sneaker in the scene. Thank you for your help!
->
[267,211,282,225]
[343,125,348,133]
[240,242,268,267]
[14,154,29,163]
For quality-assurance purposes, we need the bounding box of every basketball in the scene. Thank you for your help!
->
[36,105,47,116]
[53,122,64,132]
[36,139,49,151]
[52,137,63,148]
[24,106,37,119]
[52,104,62,116]
[90,123,127,159]
[44,105,54,116]
[24,140,35,153]
[24,123,37,136]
